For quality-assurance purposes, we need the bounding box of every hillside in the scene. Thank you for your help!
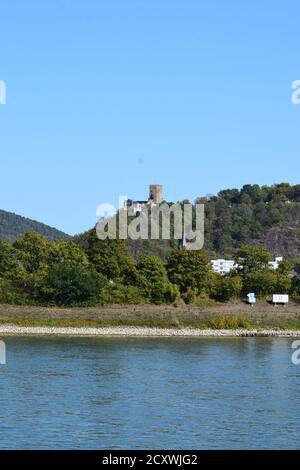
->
[0,209,70,243]
[5,182,299,258]
[75,183,300,260]
[201,183,300,258]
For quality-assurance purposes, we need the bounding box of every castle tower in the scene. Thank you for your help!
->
[149,184,163,204]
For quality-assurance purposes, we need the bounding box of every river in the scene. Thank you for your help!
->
[0,336,299,449]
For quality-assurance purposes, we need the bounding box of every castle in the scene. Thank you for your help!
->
[124,185,164,214]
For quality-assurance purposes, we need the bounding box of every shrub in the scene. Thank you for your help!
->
[210,275,243,302]
[183,287,198,304]
[101,283,147,304]
[35,264,108,306]
[0,278,29,305]
[208,314,251,329]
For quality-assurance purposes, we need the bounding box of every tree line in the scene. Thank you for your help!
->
[0,230,300,307]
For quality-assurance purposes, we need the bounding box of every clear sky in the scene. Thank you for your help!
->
[0,0,300,235]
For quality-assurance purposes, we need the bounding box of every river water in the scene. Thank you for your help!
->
[0,336,299,449]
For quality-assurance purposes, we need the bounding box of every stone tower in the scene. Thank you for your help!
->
[149,184,163,204]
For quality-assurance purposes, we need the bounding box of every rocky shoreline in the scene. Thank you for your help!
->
[0,325,300,337]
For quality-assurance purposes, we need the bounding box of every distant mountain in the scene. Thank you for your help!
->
[0,209,70,243]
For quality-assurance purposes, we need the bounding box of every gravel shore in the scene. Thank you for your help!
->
[0,325,299,337]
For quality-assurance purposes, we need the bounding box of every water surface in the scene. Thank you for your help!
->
[0,336,299,449]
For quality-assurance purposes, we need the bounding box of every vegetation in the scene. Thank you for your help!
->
[0,209,69,243]
[93,182,300,260]
[208,315,251,330]
[2,182,300,308]
[2,312,300,330]
[200,183,300,258]
[3,181,300,256]
[0,231,181,306]
[0,226,299,308]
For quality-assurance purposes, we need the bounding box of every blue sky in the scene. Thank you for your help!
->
[0,0,300,235]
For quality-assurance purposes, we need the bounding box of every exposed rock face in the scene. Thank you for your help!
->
[261,226,300,258]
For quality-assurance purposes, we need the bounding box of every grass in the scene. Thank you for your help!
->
[255,320,300,330]
[0,314,299,330]
[0,317,180,329]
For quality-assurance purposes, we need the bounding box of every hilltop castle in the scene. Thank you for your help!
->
[124,184,164,214]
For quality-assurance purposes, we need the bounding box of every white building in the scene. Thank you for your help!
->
[212,256,284,274]
[211,259,237,275]
[124,200,148,214]
[268,256,283,271]
[124,184,165,214]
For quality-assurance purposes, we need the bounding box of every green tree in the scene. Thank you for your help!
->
[236,245,271,273]
[101,283,147,304]
[167,249,211,294]
[11,233,50,296]
[211,274,243,302]
[137,254,179,304]
[13,232,50,274]
[277,259,293,275]
[274,273,292,293]
[48,240,90,269]
[0,240,14,276]
[242,271,277,297]
[36,263,107,306]
[86,229,136,281]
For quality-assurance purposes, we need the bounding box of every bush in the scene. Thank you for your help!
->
[242,271,292,298]
[208,314,251,329]
[210,275,243,302]
[183,287,198,304]
[101,283,147,304]
[0,278,29,305]
[242,271,277,298]
[35,264,108,306]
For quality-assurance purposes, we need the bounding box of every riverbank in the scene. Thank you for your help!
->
[0,301,300,330]
[0,325,300,337]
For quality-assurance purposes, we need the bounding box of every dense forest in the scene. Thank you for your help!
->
[0,230,300,307]
[200,182,300,258]
[1,182,300,307]
[2,182,300,258]
[0,209,69,243]
[75,183,300,260]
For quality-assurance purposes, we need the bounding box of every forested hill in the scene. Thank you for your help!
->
[200,183,300,259]
[0,209,70,243]
[76,183,300,260]
[3,182,300,258]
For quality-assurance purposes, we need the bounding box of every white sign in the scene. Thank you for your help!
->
[247,293,256,304]
[273,294,289,304]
